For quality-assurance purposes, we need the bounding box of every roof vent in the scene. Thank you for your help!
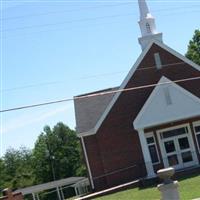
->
[163,87,172,105]
[154,53,162,69]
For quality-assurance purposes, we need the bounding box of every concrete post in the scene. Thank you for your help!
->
[157,167,180,200]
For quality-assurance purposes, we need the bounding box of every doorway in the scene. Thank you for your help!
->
[158,124,198,169]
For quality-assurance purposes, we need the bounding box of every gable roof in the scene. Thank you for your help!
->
[74,87,119,135]
[75,40,200,136]
[133,76,200,130]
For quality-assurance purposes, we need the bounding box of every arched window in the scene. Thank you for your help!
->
[146,23,151,33]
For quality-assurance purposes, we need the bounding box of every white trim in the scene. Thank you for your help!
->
[137,129,156,178]
[192,120,200,153]
[78,129,95,138]
[92,41,155,135]
[78,40,200,137]
[156,123,199,169]
[155,40,200,72]
[134,76,200,130]
[145,132,160,165]
[81,137,94,189]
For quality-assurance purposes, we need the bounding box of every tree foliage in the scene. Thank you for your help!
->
[0,147,34,190]
[33,122,85,184]
[0,122,86,196]
[185,29,200,65]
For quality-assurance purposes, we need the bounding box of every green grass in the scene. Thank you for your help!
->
[96,174,200,200]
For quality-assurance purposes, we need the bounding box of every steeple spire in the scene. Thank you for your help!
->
[138,0,163,50]
[138,0,150,20]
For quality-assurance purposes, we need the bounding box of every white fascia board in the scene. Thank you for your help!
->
[135,113,200,130]
[134,76,200,130]
[77,129,95,137]
[83,40,200,137]
[80,137,95,189]
[153,40,200,72]
[91,40,157,135]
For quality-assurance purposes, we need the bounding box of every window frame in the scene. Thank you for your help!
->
[193,121,200,153]
[145,132,160,165]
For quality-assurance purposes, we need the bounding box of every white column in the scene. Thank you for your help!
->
[60,187,65,200]
[138,129,156,178]
[32,193,36,200]
[56,187,62,200]
[36,194,40,200]
[74,186,78,196]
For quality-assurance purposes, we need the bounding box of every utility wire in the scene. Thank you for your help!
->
[1,62,185,93]
[1,0,200,2]
[2,4,197,21]
[3,7,200,32]
[1,75,200,113]
[2,13,135,32]
[3,10,200,39]
[1,2,132,21]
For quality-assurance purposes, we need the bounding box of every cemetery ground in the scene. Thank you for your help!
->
[94,172,200,200]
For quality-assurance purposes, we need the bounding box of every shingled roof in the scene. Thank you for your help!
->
[74,87,119,134]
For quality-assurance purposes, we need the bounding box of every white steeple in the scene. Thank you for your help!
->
[138,0,163,50]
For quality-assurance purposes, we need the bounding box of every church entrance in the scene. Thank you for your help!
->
[157,124,198,169]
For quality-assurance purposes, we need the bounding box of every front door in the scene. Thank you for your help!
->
[159,125,198,169]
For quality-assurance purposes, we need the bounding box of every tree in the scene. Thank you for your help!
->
[0,158,6,191]
[1,147,35,190]
[185,29,200,65]
[33,122,85,184]
[0,122,86,200]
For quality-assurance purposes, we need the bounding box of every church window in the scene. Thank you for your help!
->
[146,133,160,165]
[146,23,151,33]
[193,121,200,153]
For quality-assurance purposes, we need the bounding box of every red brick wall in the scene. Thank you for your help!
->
[84,43,200,191]
[0,189,23,200]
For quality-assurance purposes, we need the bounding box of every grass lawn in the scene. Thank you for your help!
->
[95,173,200,200]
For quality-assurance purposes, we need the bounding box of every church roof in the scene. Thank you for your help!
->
[74,87,119,134]
[134,76,200,129]
[74,40,200,136]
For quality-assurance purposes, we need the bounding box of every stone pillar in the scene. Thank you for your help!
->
[138,129,156,178]
[157,167,180,200]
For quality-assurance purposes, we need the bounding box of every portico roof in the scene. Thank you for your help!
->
[15,177,88,195]
[133,76,200,130]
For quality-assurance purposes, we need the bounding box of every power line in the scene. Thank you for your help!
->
[3,13,135,32]
[3,11,200,39]
[1,76,200,113]
[1,0,200,2]
[1,62,185,93]
[3,7,200,32]
[1,71,127,93]
[2,4,197,21]
[1,2,132,21]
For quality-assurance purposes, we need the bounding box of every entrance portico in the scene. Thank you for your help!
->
[133,76,200,177]
[156,124,199,170]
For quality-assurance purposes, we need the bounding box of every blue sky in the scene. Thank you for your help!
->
[1,0,200,156]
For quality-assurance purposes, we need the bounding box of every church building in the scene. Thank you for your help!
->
[74,0,200,191]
